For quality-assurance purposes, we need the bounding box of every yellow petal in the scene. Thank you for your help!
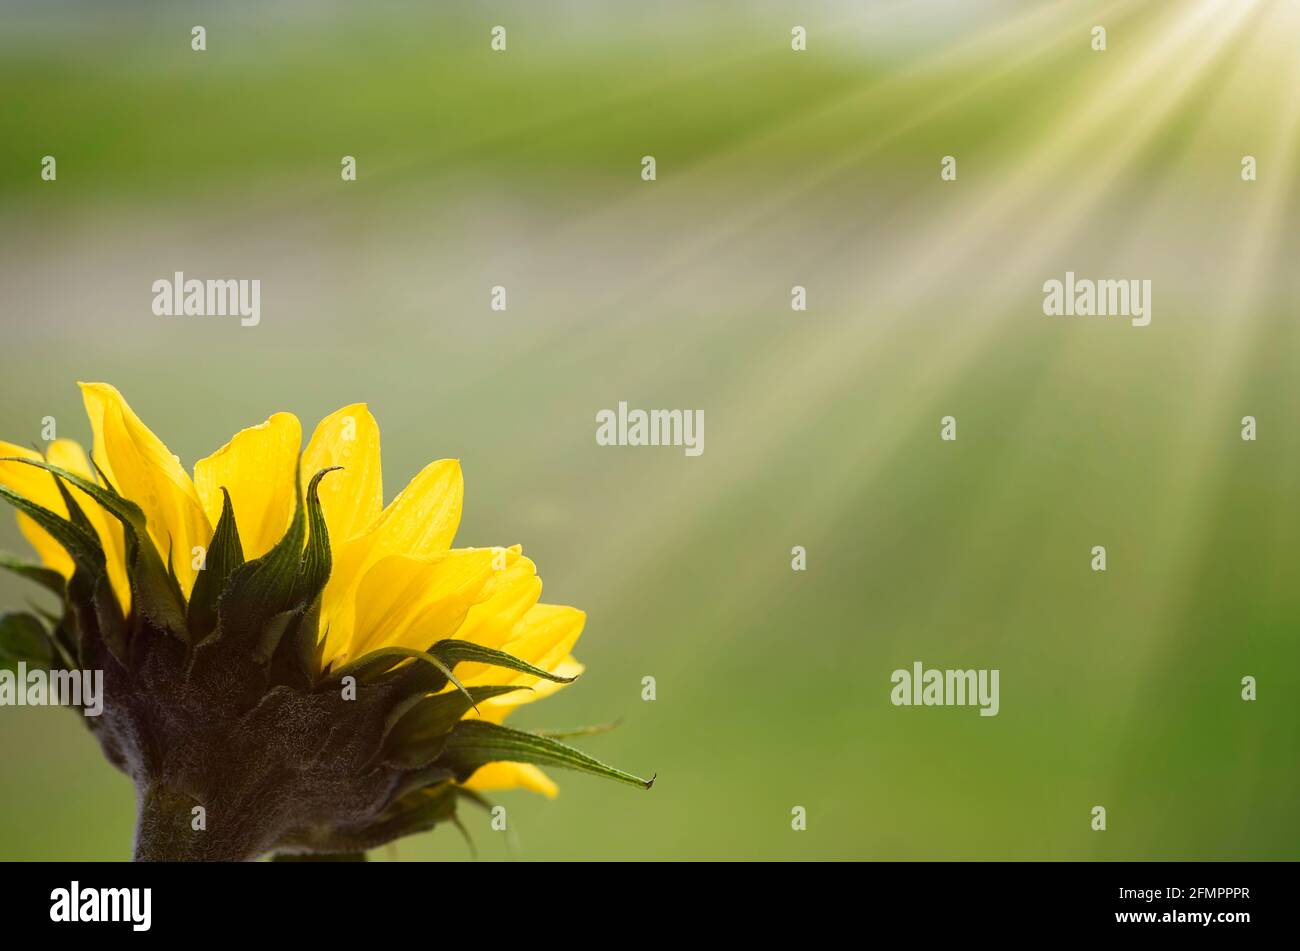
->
[320,459,464,655]
[462,761,559,799]
[504,605,586,668]
[332,548,496,663]
[348,458,463,564]
[194,413,301,560]
[79,383,212,595]
[0,441,74,579]
[452,546,542,651]
[45,439,132,613]
[301,403,383,545]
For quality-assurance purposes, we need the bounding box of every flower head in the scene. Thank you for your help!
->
[0,383,650,861]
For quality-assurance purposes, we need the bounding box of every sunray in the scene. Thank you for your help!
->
[574,0,1285,632]
[488,0,1129,361]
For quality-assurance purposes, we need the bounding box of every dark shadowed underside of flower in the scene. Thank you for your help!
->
[0,383,650,861]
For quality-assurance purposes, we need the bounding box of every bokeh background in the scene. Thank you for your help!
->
[1,0,1298,860]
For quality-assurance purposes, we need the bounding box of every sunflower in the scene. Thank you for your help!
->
[0,383,650,861]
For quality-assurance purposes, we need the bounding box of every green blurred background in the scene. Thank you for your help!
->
[1,0,1298,860]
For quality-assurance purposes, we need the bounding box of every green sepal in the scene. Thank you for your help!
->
[280,468,337,678]
[369,782,460,842]
[0,483,104,575]
[47,456,185,635]
[216,466,338,665]
[296,468,337,603]
[186,488,244,643]
[44,615,79,671]
[0,611,54,671]
[454,786,494,812]
[382,684,528,769]
[0,553,67,598]
[29,604,62,627]
[50,473,95,537]
[216,475,305,649]
[273,597,324,690]
[533,719,622,739]
[437,719,654,790]
[278,782,460,855]
[329,646,476,709]
[0,457,187,642]
[0,482,124,659]
[391,764,457,800]
[430,639,580,684]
